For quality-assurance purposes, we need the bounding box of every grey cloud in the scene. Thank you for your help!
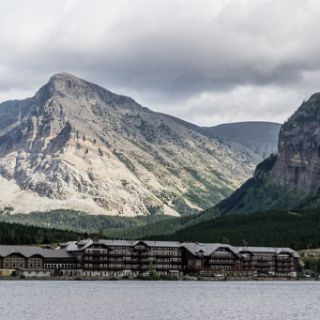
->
[1,0,320,125]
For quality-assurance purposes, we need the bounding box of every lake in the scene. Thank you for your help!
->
[0,281,318,320]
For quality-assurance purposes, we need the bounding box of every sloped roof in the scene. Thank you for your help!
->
[99,239,134,247]
[58,239,93,251]
[139,241,181,248]
[181,243,238,256]
[56,238,300,258]
[276,248,300,258]
[237,246,300,258]
[0,245,73,258]
[58,239,135,251]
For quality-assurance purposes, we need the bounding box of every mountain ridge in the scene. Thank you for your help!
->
[122,93,320,242]
[203,121,281,160]
[0,73,259,217]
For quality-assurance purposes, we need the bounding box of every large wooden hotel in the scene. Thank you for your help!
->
[0,239,299,278]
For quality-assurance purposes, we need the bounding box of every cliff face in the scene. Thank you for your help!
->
[0,73,258,216]
[270,93,320,194]
[214,92,320,216]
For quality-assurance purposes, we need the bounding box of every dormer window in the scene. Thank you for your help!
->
[196,251,204,257]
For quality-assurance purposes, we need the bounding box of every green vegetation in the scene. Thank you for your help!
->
[102,208,221,239]
[2,207,320,253]
[0,209,171,233]
[255,153,277,173]
[0,208,214,241]
[170,195,198,216]
[152,210,320,250]
[214,154,320,216]
[183,166,233,208]
[302,256,320,274]
[300,249,320,275]
[215,175,317,216]
[113,149,136,173]
[104,216,188,239]
[0,221,85,245]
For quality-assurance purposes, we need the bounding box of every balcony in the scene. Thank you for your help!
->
[108,252,131,257]
[208,260,234,265]
[83,258,108,263]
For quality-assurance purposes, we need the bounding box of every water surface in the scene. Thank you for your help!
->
[0,281,318,320]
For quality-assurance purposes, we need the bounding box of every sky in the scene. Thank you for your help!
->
[1,0,320,126]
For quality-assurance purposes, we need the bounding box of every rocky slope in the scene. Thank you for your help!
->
[204,122,281,160]
[0,73,259,216]
[215,93,320,215]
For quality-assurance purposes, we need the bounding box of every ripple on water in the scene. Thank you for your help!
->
[0,281,319,320]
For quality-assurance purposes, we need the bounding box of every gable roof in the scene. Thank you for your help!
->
[0,245,73,258]
[181,243,238,256]
[139,241,181,248]
[99,240,134,247]
[56,238,300,258]
[237,246,300,258]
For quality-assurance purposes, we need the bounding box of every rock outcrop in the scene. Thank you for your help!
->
[215,92,320,216]
[270,93,320,194]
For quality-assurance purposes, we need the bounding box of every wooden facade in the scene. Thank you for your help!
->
[0,240,299,278]
[80,241,182,277]
[182,244,298,277]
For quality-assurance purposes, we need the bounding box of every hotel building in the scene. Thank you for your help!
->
[0,239,299,278]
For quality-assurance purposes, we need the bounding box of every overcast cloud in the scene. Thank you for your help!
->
[1,0,320,125]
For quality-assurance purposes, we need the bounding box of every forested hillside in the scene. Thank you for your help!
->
[0,209,171,233]
[152,210,320,250]
[0,221,85,245]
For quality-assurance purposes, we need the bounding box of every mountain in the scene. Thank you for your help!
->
[138,94,320,243]
[0,73,259,217]
[203,121,281,160]
[214,93,320,215]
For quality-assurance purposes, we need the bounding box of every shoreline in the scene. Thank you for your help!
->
[0,276,317,281]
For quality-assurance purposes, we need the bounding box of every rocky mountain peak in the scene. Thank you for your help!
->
[0,73,259,216]
[45,73,138,109]
[50,72,80,82]
[287,92,320,124]
[36,72,101,101]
